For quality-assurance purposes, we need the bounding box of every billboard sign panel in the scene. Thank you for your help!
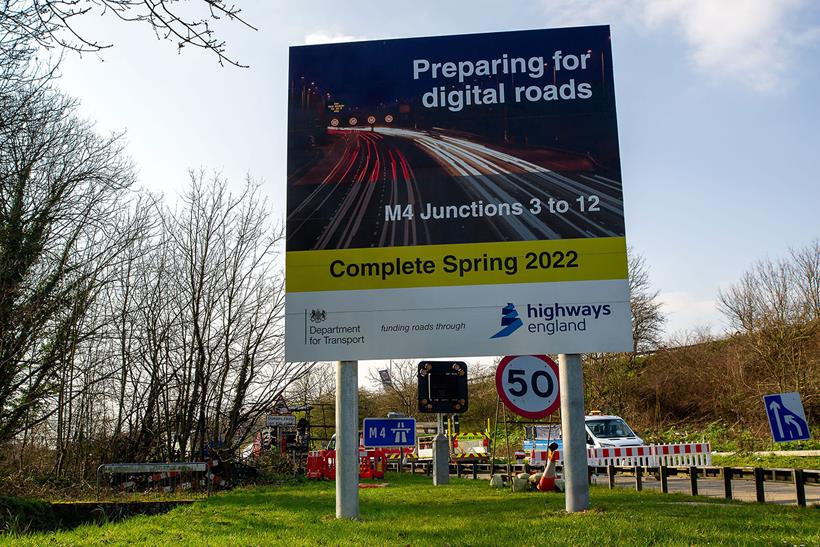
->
[286,26,632,361]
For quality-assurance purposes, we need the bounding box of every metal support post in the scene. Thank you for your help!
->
[722,467,733,499]
[336,360,359,519]
[689,466,698,496]
[433,412,449,485]
[559,353,590,512]
[793,469,806,507]
[660,465,669,493]
[754,467,765,503]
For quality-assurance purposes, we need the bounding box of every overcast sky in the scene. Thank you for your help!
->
[55,0,820,375]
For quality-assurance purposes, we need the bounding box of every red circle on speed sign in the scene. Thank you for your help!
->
[496,355,560,419]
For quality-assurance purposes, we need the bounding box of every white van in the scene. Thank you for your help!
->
[523,414,644,451]
[584,415,643,448]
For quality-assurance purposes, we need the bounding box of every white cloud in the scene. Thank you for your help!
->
[303,32,369,45]
[542,0,820,92]
[658,290,724,339]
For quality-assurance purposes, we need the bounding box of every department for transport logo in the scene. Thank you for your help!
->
[310,309,327,323]
[491,302,524,338]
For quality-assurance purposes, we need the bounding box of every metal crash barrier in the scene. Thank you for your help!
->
[96,462,211,499]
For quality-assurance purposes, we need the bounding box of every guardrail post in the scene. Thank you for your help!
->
[607,465,616,489]
[456,461,462,478]
[634,466,642,491]
[793,469,806,507]
[754,467,765,503]
[660,465,669,494]
[96,465,103,501]
[689,466,698,496]
[722,467,732,500]
[472,463,477,480]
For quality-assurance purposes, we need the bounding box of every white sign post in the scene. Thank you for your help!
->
[336,360,358,519]
[559,354,589,512]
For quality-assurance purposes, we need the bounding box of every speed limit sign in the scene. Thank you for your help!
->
[496,355,560,419]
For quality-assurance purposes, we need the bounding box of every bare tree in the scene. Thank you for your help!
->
[156,173,310,459]
[628,250,665,353]
[718,241,819,401]
[0,65,143,446]
[1,0,256,67]
[366,360,420,418]
[791,240,820,322]
[287,364,333,408]
[584,249,665,415]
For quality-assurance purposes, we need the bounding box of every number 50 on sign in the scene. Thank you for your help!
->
[496,355,560,419]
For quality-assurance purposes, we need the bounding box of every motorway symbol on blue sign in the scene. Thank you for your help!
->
[763,392,811,443]
[363,418,416,448]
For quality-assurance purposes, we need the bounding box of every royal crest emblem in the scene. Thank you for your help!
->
[310,309,327,323]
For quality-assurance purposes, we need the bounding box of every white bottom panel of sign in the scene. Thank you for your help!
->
[285,279,632,361]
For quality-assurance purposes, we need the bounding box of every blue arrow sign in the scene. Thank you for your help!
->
[363,417,416,448]
[763,392,811,443]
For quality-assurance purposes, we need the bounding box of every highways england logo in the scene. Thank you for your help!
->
[490,303,524,338]
[491,301,612,338]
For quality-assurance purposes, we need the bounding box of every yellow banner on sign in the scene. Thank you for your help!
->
[287,237,627,292]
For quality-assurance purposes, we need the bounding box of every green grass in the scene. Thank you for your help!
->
[712,453,820,470]
[8,474,819,546]
[0,496,56,535]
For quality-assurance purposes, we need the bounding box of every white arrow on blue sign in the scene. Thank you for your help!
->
[363,417,416,448]
[763,392,811,443]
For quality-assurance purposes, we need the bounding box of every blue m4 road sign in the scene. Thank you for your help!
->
[763,392,811,443]
[363,418,416,448]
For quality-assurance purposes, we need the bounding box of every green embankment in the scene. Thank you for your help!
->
[9,474,818,546]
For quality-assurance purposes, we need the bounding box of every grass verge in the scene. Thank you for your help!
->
[10,473,819,546]
[712,453,820,469]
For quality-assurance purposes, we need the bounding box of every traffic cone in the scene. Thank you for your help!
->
[537,444,559,492]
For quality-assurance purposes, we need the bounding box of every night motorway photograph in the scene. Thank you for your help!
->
[287,26,626,252]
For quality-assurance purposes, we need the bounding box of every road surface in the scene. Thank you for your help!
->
[601,474,819,506]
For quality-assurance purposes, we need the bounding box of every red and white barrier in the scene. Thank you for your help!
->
[587,445,658,467]
[651,443,712,467]
[529,443,711,468]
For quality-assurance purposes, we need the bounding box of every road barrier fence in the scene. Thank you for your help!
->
[96,462,212,500]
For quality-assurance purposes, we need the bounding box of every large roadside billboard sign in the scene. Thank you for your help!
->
[286,26,632,361]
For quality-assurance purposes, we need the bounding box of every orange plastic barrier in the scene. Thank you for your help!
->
[305,449,385,480]
[360,449,386,479]
[306,450,325,479]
